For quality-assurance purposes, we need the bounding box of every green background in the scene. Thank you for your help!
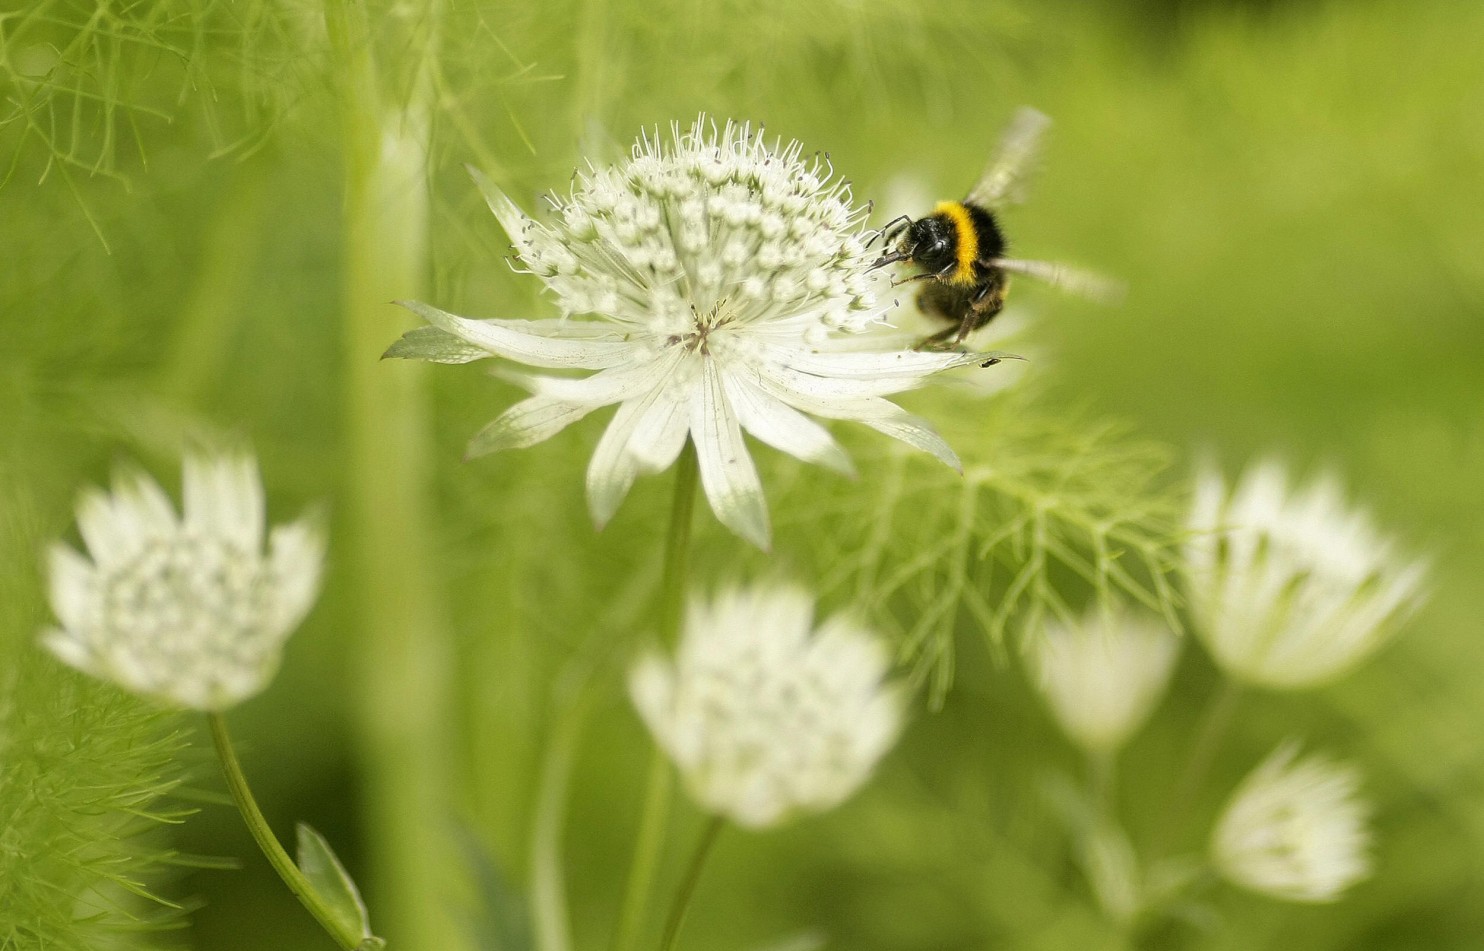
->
[1,0,1481,948]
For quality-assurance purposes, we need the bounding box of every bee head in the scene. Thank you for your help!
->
[871,215,955,273]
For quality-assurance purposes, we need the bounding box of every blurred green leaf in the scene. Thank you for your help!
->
[296,823,376,944]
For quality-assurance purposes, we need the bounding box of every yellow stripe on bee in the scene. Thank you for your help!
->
[934,201,979,285]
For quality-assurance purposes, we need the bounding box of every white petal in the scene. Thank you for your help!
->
[752,374,961,471]
[586,401,645,529]
[857,410,961,470]
[626,384,692,474]
[112,467,179,536]
[184,453,264,551]
[723,372,854,476]
[397,300,636,370]
[691,361,770,549]
[584,362,699,524]
[505,352,677,405]
[47,543,96,633]
[758,360,931,400]
[763,345,994,381]
[268,519,326,637]
[466,396,600,458]
[467,165,539,257]
[41,627,100,678]
[75,487,140,565]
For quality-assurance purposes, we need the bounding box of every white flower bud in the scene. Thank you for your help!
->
[1030,606,1179,755]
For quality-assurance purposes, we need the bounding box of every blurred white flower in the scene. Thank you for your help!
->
[1030,606,1180,755]
[1184,458,1428,688]
[41,454,324,711]
[629,584,903,829]
[1211,742,1371,903]
[387,117,1005,549]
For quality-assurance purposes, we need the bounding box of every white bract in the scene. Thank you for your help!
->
[1212,743,1371,903]
[1030,606,1179,755]
[1184,459,1428,689]
[386,117,1004,549]
[629,584,903,829]
[41,454,324,711]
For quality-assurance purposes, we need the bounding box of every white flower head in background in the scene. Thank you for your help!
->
[41,453,325,711]
[1184,458,1429,689]
[386,116,1007,549]
[629,584,903,829]
[1211,742,1371,903]
[1030,605,1180,755]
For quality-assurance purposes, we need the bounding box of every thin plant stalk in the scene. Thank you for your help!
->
[1158,678,1244,855]
[612,443,700,951]
[208,713,361,951]
[325,2,466,947]
[658,816,725,951]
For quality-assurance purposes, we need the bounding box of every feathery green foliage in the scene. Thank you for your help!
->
[0,486,192,951]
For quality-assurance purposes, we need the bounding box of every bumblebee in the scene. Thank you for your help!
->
[871,107,1119,350]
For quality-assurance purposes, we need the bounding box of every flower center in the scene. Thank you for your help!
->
[99,533,273,674]
[667,300,736,356]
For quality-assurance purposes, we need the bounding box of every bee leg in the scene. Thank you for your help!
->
[955,282,1006,342]
[872,215,913,248]
[913,324,962,352]
[952,315,976,343]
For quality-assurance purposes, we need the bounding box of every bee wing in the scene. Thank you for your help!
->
[964,107,1052,208]
[991,258,1126,304]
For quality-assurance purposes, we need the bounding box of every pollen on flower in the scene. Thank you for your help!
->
[512,117,883,331]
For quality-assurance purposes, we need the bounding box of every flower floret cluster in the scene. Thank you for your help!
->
[1212,743,1372,902]
[629,584,903,828]
[1184,459,1428,688]
[42,454,324,711]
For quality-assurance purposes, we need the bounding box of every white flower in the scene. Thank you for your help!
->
[1184,459,1428,689]
[41,454,325,711]
[1211,743,1371,903]
[629,584,903,829]
[386,117,1004,549]
[1030,606,1180,755]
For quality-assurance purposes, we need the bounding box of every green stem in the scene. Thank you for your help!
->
[1089,748,1116,821]
[657,817,724,951]
[208,713,361,951]
[1157,678,1243,855]
[612,443,700,951]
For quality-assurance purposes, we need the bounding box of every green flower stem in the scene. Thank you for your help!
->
[1090,748,1116,820]
[658,816,725,951]
[208,713,362,951]
[612,443,700,951]
[1158,678,1244,855]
